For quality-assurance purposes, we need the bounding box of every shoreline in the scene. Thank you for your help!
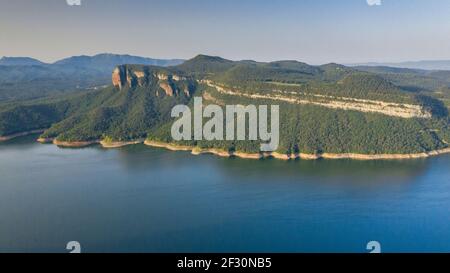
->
[100,138,145,148]
[53,139,99,148]
[38,137,145,148]
[31,137,450,160]
[144,140,450,161]
[0,129,47,142]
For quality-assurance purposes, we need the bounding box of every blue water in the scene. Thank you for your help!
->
[0,135,449,253]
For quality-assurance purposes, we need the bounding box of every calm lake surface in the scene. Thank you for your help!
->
[0,135,449,253]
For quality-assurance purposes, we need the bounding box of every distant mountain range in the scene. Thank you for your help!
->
[0,56,46,66]
[0,54,184,101]
[53,54,184,71]
[350,60,450,71]
[0,53,184,67]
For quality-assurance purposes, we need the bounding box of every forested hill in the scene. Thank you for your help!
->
[1,55,449,156]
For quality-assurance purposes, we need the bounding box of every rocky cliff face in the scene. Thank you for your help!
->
[112,65,192,97]
[158,82,174,96]
[202,80,433,119]
[112,67,126,89]
[112,65,147,90]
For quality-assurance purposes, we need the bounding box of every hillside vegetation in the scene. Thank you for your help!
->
[1,55,449,156]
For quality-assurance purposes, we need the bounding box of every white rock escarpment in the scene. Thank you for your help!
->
[202,80,432,119]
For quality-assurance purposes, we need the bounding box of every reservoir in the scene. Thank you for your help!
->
[0,135,449,252]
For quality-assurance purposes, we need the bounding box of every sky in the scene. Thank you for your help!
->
[0,0,450,64]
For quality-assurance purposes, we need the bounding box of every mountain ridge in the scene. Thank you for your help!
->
[350,60,450,71]
[1,55,449,158]
[0,56,45,66]
[0,53,184,66]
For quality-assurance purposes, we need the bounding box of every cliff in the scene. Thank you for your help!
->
[202,80,433,119]
[112,65,192,97]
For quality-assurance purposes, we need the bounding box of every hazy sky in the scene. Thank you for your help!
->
[1,0,450,64]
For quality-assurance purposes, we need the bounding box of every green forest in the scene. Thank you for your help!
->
[1,55,450,155]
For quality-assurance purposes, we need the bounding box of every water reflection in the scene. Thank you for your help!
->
[0,136,431,186]
[109,144,429,184]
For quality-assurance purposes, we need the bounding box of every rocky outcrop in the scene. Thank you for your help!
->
[112,67,126,89]
[172,75,186,81]
[112,65,191,97]
[112,66,148,89]
[159,82,175,96]
[202,80,433,119]
[156,73,169,80]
